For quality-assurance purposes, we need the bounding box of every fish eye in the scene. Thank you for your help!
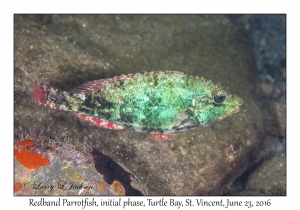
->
[214,91,226,104]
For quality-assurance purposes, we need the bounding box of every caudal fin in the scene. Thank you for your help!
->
[32,82,70,111]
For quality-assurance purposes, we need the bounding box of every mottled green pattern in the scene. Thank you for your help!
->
[75,72,243,134]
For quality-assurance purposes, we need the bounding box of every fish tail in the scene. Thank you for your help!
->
[32,82,71,111]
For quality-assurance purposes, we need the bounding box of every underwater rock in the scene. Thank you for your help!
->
[269,98,286,137]
[258,82,273,97]
[13,129,139,196]
[246,152,286,195]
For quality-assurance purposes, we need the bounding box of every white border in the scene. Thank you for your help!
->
[2,0,296,209]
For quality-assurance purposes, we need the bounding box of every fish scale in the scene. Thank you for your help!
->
[100,74,192,131]
[32,71,243,140]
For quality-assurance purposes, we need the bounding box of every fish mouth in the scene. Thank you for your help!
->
[232,97,243,114]
[233,105,241,113]
[227,105,241,115]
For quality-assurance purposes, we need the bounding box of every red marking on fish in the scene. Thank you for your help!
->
[74,112,126,130]
[32,82,69,111]
[70,79,111,94]
[32,82,49,107]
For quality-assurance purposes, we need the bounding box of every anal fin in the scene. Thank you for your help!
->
[74,112,126,130]
[147,134,177,140]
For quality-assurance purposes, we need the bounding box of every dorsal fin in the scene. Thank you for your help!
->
[70,79,112,94]
[70,71,186,94]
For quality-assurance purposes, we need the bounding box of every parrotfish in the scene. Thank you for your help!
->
[32,71,242,140]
